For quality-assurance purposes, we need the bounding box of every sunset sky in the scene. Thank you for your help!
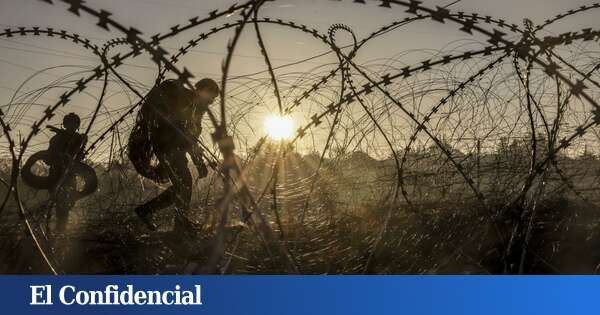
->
[0,0,598,159]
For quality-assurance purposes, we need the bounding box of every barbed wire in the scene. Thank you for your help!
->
[0,0,599,274]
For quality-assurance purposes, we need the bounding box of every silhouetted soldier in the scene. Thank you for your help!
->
[46,113,87,232]
[132,78,219,232]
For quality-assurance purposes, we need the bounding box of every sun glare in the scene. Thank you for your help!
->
[264,115,295,141]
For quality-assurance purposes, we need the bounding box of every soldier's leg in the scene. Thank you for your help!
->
[46,167,64,233]
[166,150,192,211]
[135,152,178,217]
[134,151,190,230]
[135,186,176,216]
[166,151,194,232]
[54,177,77,233]
[54,197,70,233]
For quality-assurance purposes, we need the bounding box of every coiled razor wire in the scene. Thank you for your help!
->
[0,0,599,274]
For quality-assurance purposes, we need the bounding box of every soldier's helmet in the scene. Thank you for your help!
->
[63,112,81,131]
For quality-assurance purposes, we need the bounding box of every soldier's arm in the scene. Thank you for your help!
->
[189,144,208,178]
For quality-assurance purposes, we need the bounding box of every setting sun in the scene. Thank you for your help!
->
[264,115,295,141]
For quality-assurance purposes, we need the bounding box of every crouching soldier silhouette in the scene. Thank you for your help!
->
[129,78,219,233]
[21,113,97,233]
